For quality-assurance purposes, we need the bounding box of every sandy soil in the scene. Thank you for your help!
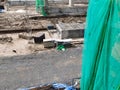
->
[0,32,52,57]
[0,6,85,57]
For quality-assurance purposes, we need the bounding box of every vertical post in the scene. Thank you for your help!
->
[36,0,47,16]
[69,0,73,7]
[44,0,48,6]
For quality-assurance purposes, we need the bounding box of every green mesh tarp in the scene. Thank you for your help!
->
[82,0,120,90]
[36,0,47,16]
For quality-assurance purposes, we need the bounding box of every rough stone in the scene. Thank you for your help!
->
[18,33,33,40]
[43,39,55,48]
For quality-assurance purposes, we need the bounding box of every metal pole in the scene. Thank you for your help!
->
[69,0,73,7]
[25,0,32,39]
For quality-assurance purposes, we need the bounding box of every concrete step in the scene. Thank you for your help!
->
[56,22,85,39]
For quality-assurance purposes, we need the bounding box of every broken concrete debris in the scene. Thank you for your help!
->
[0,36,13,43]
[43,39,55,48]
[0,4,85,56]
[43,38,72,49]
[19,33,46,44]
[0,3,85,89]
[18,33,33,40]
[56,39,73,50]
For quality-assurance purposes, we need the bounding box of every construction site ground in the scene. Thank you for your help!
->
[0,47,82,90]
[0,6,85,32]
[0,6,84,90]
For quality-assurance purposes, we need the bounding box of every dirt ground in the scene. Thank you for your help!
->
[0,6,84,90]
[0,6,85,57]
[0,32,83,57]
[0,6,86,31]
[0,32,50,57]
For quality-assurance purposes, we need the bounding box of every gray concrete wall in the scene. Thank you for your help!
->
[8,0,35,5]
[8,0,88,6]
[46,6,87,16]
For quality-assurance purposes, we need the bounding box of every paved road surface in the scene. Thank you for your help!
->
[0,47,82,90]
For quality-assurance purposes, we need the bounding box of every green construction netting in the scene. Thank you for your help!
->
[36,0,47,16]
[81,0,120,90]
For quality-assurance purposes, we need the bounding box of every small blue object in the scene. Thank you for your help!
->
[0,9,4,13]
[52,83,67,89]
[17,88,28,90]
[47,24,55,30]
[65,86,76,90]
[0,9,3,13]
[52,83,76,90]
